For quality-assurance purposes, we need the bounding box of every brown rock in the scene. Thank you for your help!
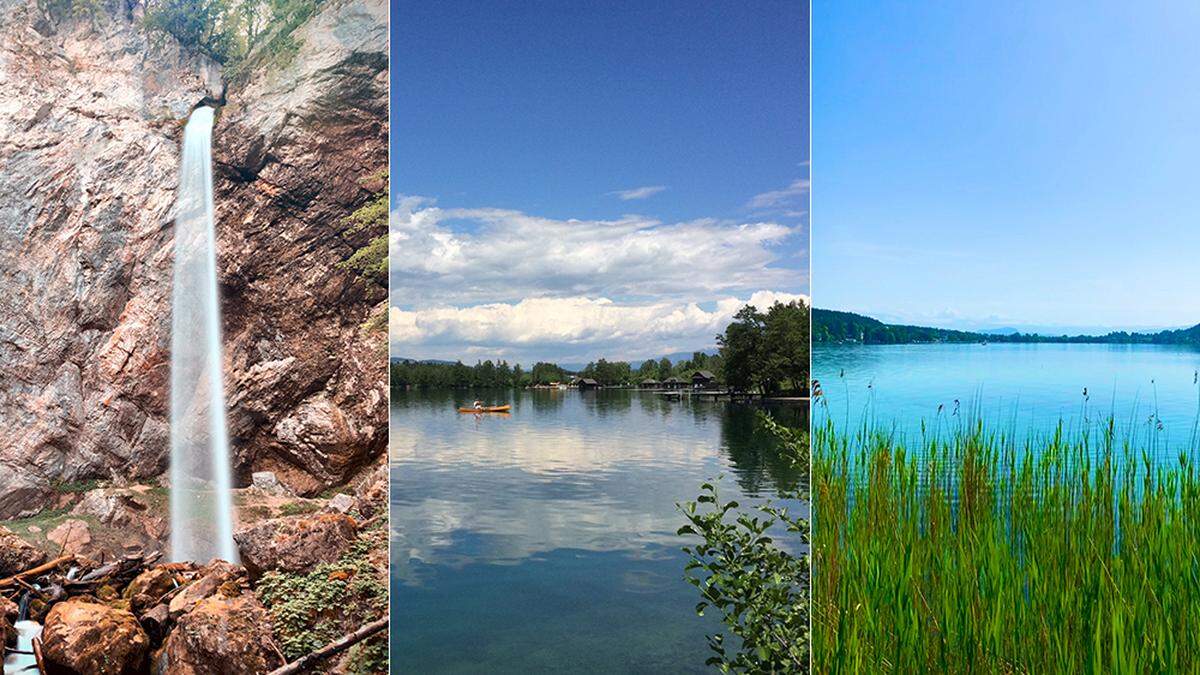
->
[0,526,47,577]
[168,561,243,619]
[234,513,357,578]
[139,603,171,645]
[1,596,18,623]
[46,519,91,555]
[124,567,178,615]
[354,460,388,519]
[158,593,282,675]
[42,600,149,674]
[71,488,168,550]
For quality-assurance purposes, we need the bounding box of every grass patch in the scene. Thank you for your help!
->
[50,478,101,494]
[279,501,322,517]
[813,416,1200,673]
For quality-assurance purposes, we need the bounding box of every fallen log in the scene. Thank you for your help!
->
[266,616,388,675]
[0,556,75,589]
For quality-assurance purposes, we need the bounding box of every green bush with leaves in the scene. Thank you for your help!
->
[680,412,811,673]
[337,175,387,285]
[256,530,388,668]
[142,0,322,67]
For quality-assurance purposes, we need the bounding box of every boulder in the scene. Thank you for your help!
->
[327,492,356,514]
[354,461,388,520]
[71,488,168,545]
[41,600,149,674]
[46,519,92,556]
[250,471,288,495]
[0,526,46,577]
[1,596,17,622]
[168,561,244,620]
[234,513,357,578]
[158,593,282,675]
[124,567,178,615]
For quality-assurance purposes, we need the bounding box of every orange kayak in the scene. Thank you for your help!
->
[457,405,511,413]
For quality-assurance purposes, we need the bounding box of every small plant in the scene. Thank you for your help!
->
[337,180,387,285]
[680,412,810,673]
[346,635,388,674]
[256,531,388,661]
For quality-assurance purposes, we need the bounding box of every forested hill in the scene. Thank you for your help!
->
[813,309,1200,345]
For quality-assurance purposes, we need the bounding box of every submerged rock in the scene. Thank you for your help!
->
[0,526,46,577]
[234,512,357,578]
[42,600,149,674]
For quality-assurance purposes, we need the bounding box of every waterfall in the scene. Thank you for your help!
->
[3,592,41,673]
[169,106,237,563]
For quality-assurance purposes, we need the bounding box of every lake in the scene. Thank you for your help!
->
[814,343,1200,449]
[389,389,806,673]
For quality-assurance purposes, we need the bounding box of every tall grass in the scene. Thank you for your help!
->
[813,416,1200,673]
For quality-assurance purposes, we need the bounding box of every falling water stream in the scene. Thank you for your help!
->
[2,592,41,673]
[169,106,237,563]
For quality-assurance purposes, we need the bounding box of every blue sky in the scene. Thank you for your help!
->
[390,0,809,363]
[815,2,1200,333]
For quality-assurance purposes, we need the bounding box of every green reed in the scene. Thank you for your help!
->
[814,416,1200,673]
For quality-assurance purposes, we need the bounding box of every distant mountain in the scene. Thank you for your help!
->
[814,309,1200,346]
[390,357,456,365]
[392,349,720,372]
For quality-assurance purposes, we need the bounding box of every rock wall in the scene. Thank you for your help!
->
[0,0,388,517]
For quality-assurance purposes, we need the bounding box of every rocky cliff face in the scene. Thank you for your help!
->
[0,0,388,518]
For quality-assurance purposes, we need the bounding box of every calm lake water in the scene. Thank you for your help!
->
[389,389,807,673]
[814,343,1200,449]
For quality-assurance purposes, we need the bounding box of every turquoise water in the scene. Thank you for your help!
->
[389,389,806,673]
[814,343,1200,449]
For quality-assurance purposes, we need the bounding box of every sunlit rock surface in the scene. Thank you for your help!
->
[0,0,387,517]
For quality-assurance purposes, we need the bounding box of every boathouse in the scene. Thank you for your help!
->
[692,370,718,389]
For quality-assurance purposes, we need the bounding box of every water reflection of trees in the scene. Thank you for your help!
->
[719,403,809,495]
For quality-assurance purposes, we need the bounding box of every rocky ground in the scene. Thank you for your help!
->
[1,460,388,674]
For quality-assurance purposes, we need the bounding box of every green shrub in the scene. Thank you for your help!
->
[680,412,810,672]
[256,532,388,661]
[338,181,388,285]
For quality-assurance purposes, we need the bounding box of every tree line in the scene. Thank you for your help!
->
[717,300,809,396]
[814,308,1200,346]
[390,300,810,396]
[388,351,726,390]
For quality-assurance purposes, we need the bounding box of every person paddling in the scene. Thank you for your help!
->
[473,399,483,412]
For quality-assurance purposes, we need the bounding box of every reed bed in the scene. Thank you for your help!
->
[813,416,1200,673]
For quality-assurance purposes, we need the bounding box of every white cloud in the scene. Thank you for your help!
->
[609,185,667,201]
[390,197,801,305]
[389,291,808,363]
[747,178,810,210]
